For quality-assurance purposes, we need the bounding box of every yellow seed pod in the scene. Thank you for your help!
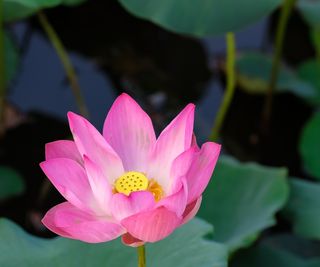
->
[115,171,149,196]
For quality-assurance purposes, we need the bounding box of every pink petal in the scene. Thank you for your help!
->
[111,191,155,221]
[191,133,200,151]
[169,147,196,194]
[103,93,156,172]
[121,207,181,242]
[122,233,144,247]
[45,140,83,164]
[40,158,92,212]
[42,202,125,243]
[186,142,221,203]
[181,196,202,225]
[83,156,113,216]
[68,112,124,184]
[147,104,195,192]
[156,179,188,216]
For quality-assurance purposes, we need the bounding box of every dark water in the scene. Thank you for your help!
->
[8,5,269,143]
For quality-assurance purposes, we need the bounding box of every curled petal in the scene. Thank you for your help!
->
[169,147,196,194]
[148,104,195,192]
[42,202,125,243]
[103,93,156,172]
[186,142,221,203]
[122,233,144,247]
[121,207,181,242]
[181,196,202,225]
[111,191,155,221]
[45,140,83,164]
[191,133,200,151]
[68,112,124,184]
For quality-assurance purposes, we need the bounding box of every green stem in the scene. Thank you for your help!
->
[310,27,320,91]
[0,0,5,136]
[137,245,146,267]
[210,32,236,141]
[37,11,89,118]
[262,0,297,125]
[310,27,320,62]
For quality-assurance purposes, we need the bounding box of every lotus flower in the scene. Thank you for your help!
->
[40,93,221,246]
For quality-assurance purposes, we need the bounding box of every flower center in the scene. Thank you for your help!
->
[114,171,163,201]
[115,171,148,195]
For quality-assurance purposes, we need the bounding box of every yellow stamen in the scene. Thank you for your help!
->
[114,171,148,196]
[114,172,164,201]
[148,179,163,202]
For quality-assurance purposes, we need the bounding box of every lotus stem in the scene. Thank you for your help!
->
[37,10,89,118]
[0,0,5,137]
[262,0,297,127]
[137,245,146,267]
[210,32,236,141]
[310,27,320,63]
